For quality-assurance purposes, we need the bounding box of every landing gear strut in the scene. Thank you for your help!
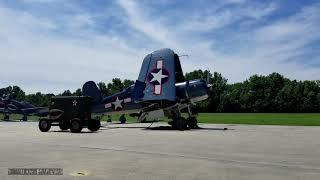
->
[187,117,198,129]
[119,115,126,124]
[168,106,199,130]
[173,117,188,130]
[21,115,28,122]
[187,106,199,129]
[3,114,9,121]
[107,115,112,123]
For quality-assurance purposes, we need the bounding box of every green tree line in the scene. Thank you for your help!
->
[0,78,134,107]
[185,70,320,113]
[1,71,319,112]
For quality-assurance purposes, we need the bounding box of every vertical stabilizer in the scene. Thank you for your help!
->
[137,48,179,101]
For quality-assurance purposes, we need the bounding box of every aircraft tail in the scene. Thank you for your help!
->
[136,48,184,101]
[82,49,184,103]
[82,81,102,103]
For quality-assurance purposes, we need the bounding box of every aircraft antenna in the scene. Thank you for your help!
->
[179,55,189,58]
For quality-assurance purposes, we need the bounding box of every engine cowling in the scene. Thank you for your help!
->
[176,79,209,103]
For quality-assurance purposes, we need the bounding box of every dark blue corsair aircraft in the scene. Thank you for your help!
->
[82,48,211,130]
[0,96,48,121]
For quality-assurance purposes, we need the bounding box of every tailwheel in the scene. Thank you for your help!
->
[187,117,198,129]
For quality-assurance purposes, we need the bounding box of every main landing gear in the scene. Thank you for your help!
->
[168,106,199,130]
[3,114,10,121]
[119,114,127,124]
[21,114,28,122]
[170,116,188,130]
[187,116,198,129]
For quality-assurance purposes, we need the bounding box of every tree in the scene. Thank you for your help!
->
[11,86,26,101]
[123,79,135,89]
[1,72,319,113]
[73,88,82,96]
[185,70,227,112]
[107,78,124,94]
[61,90,72,96]
[209,72,228,112]
[25,92,52,107]
[97,82,109,96]
[0,86,13,97]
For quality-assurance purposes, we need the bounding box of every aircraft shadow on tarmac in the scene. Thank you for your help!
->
[51,130,98,134]
[48,127,232,133]
[100,125,233,131]
[1,120,24,122]
[144,126,232,131]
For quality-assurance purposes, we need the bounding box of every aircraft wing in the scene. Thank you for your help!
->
[0,108,12,113]
[21,107,49,116]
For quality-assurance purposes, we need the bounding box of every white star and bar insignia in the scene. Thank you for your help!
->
[112,97,123,110]
[147,60,170,95]
[104,97,131,110]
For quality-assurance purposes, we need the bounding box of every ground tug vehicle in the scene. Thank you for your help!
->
[38,96,101,133]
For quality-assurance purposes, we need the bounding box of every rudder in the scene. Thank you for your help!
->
[137,48,179,101]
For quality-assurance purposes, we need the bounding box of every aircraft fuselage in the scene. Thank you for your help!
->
[91,79,209,116]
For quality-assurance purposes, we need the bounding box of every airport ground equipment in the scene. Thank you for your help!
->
[38,96,100,133]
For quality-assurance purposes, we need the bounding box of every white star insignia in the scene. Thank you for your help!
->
[112,97,123,110]
[72,100,77,106]
[150,69,168,84]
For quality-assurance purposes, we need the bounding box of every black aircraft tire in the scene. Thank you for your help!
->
[174,117,188,131]
[39,119,51,132]
[22,115,28,122]
[4,115,9,121]
[95,120,101,131]
[70,118,82,133]
[168,121,175,128]
[119,115,126,124]
[187,117,198,129]
[88,119,101,132]
[59,121,69,131]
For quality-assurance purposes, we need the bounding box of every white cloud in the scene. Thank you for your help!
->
[0,4,146,94]
[253,3,320,60]
[22,0,67,3]
[0,0,319,94]
[116,0,320,83]
[117,0,180,49]
[181,2,277,32]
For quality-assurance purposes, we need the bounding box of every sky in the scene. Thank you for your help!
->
[0,0,319,94]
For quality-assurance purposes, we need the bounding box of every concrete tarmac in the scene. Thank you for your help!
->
[0,121,320,180]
